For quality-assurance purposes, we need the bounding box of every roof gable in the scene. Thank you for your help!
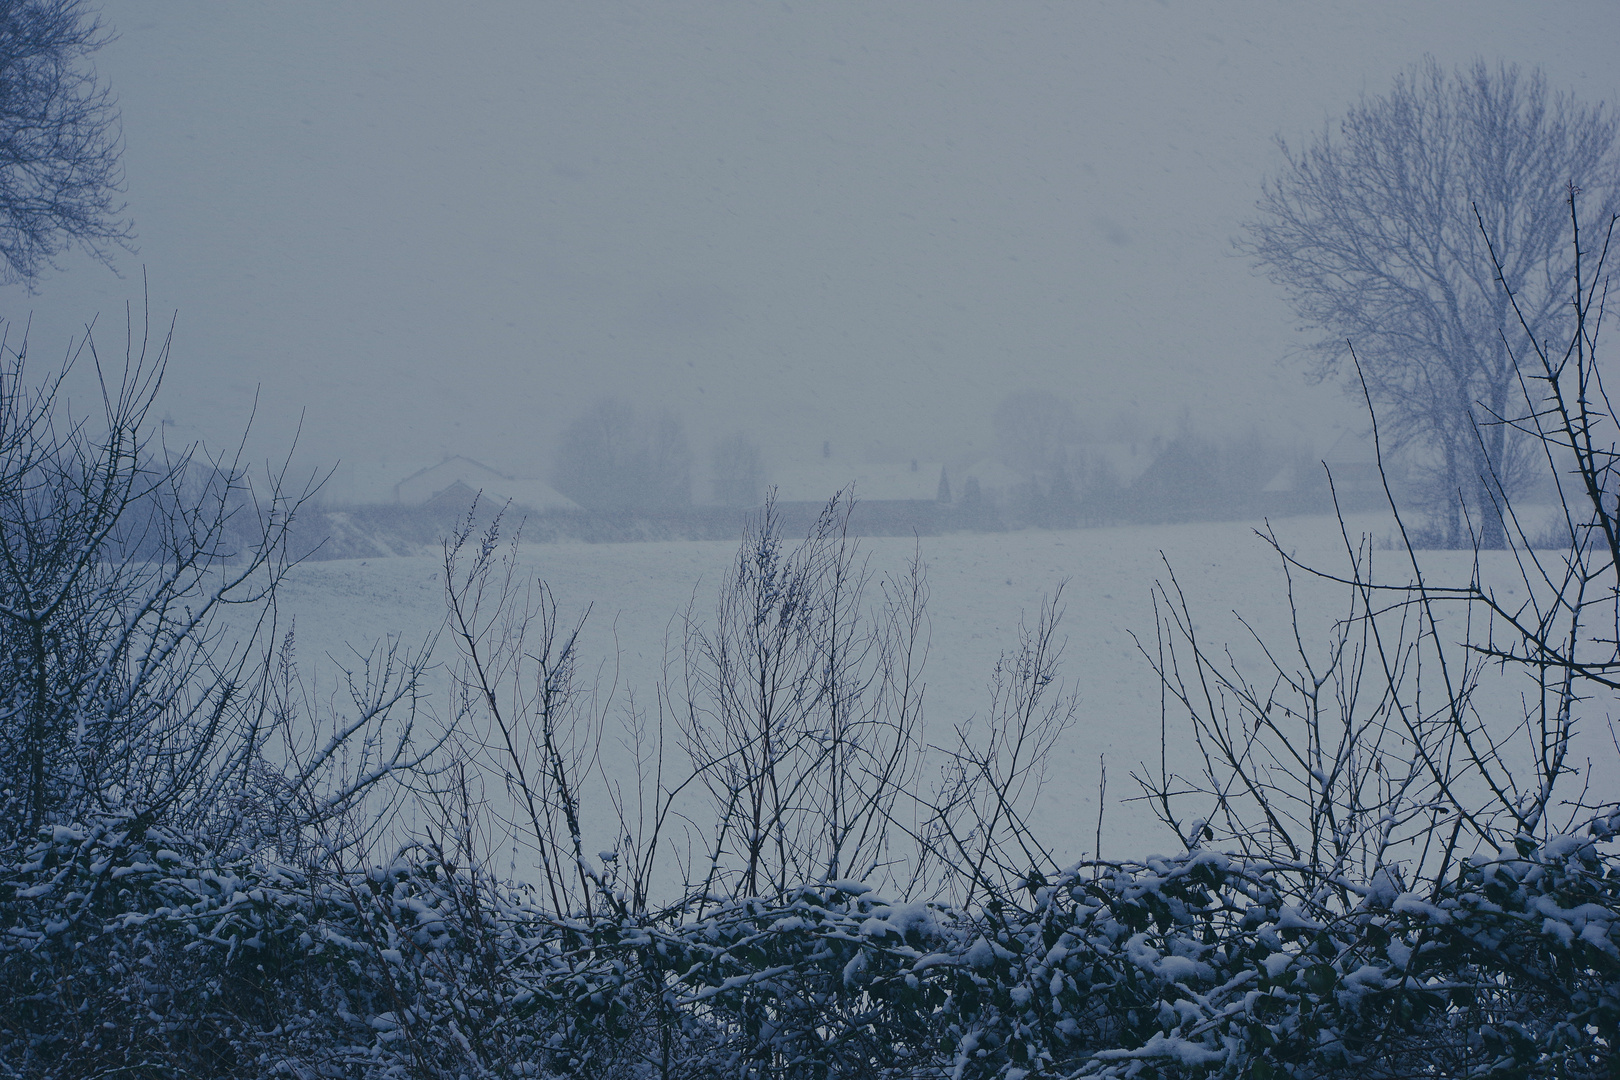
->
[395,456,579,512]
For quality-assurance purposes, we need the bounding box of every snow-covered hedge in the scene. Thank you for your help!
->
[4,818,1614,1078]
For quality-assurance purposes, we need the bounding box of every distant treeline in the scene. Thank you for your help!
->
[293,428,1375,559]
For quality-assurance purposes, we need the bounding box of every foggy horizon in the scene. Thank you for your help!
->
[4,1,1618,494]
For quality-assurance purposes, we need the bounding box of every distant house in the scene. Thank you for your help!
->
[1263,429,1392,511]
[1317,428,1390,496]
[771,458,949,533]
[394,456,580,514]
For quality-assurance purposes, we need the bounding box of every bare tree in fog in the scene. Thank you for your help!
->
[551,396,692,512]
[992,389,1077,482]
[0,0,132,288]
[1244,58,1620,546]
[711,430,764,507]
[0,311,423,851]
[993,389,1080,526]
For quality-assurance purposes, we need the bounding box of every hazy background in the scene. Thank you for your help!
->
[3,1,1618,491]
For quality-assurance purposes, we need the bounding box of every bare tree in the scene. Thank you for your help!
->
[992,388,1077,483]
[438,506,610,919]
[0,310,424,852]
[1149,194,1620,901]
[1244,58,1620,547]
[916,587,1076,911]
[676,492,929,903]
[552,396,692,512]
[0,0,132,288]
[992,388,1081,526]
[710,430,764,507]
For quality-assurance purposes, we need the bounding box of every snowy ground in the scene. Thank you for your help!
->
[252,510,1617,886]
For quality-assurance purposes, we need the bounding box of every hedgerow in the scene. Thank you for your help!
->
[3,819,1615,1078]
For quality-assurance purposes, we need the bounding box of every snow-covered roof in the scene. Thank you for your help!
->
[395,456,580,512]
[320,460,438,505]
[1263,429,1388,493]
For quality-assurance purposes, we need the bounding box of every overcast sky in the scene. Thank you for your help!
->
[5,1,1619,491]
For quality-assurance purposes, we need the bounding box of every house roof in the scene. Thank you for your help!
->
[395,456,580,512]
[1263,429,1386,493]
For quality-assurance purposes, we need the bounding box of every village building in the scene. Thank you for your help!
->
[393,456,580,515]
[771,457,950,533]
[1263,428,1392,513]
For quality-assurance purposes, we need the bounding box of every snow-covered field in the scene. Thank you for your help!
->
[256,510,1616,878]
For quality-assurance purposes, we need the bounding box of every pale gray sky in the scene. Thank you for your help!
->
[6,1,1618,488]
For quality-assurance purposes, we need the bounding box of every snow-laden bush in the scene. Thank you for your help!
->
[0,818,640,1078]
[4,821,1615,1078]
